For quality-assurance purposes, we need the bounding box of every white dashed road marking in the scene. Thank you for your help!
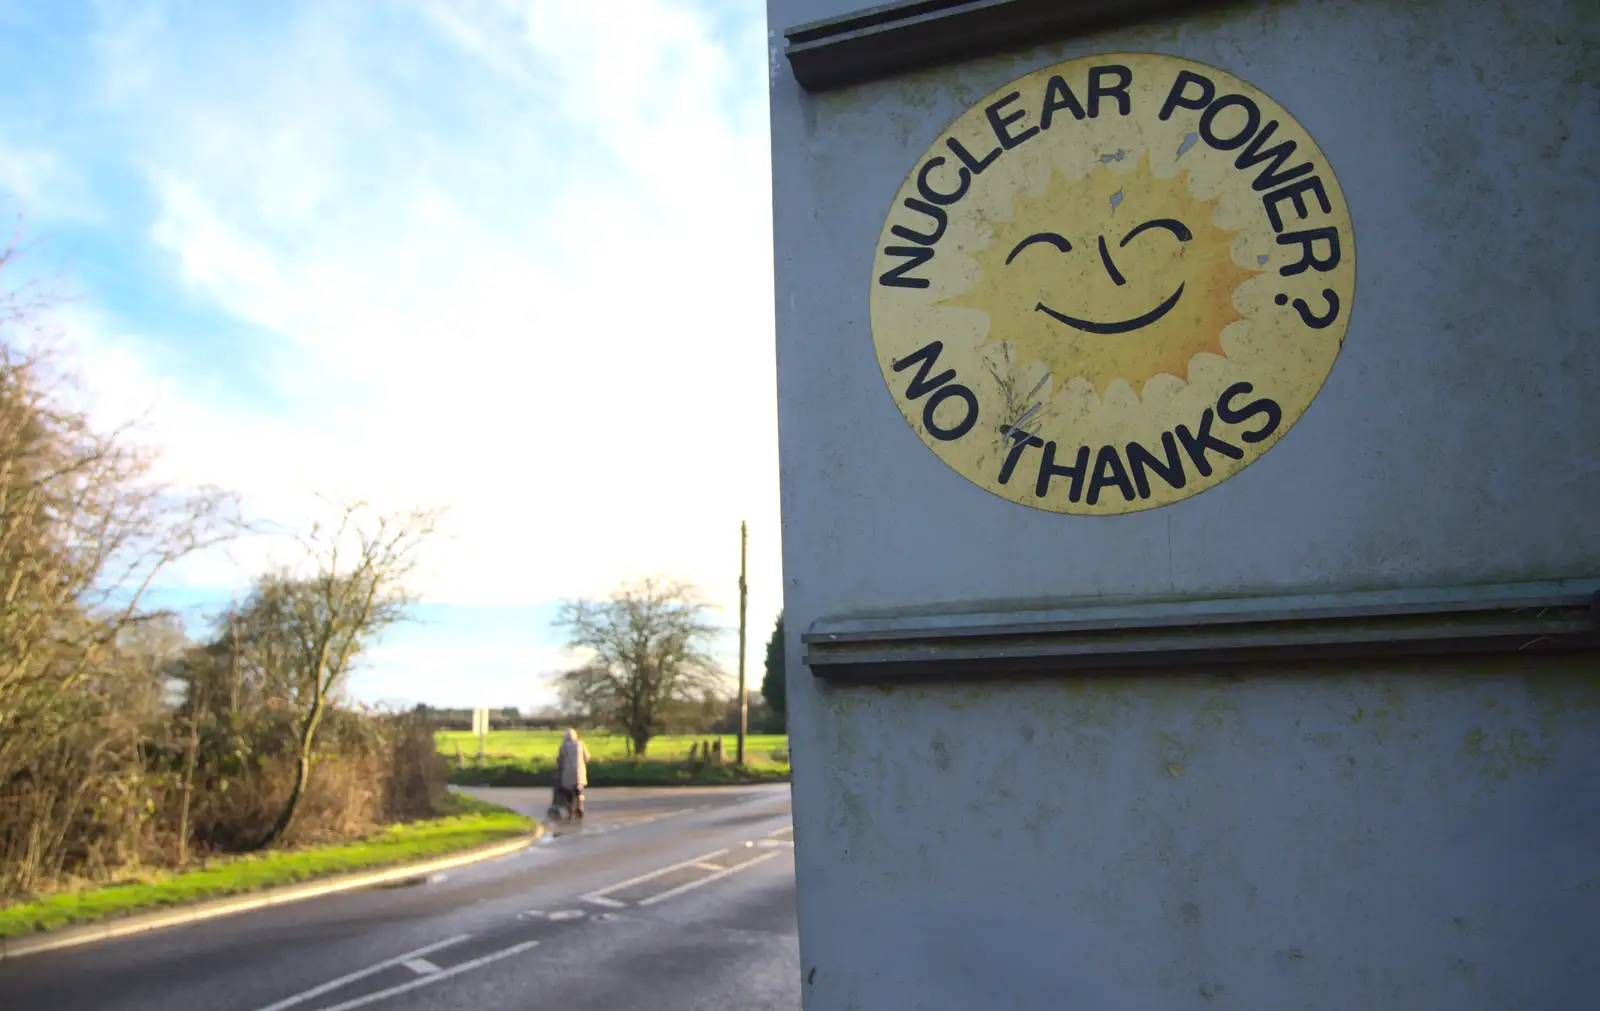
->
[636,850,781,907]
[580,849,730,907]
[255,819,792,1011]
[252,935,470,1011]
[311,940,541,1011]
[580,823,792,911]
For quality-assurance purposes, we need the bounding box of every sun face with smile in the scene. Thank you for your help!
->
[945,151,1260,397]
[868,53,1356,516]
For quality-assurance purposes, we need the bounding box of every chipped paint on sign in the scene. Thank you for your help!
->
[868,53,1356,514]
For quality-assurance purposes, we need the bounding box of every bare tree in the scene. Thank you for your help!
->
[0,347,237,763]
[553,578,722,757]
[256,500,440,848]
[0,247,241,892]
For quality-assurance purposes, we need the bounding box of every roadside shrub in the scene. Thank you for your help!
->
[383,712,448,821]
[0,703,456,903]
[0,280,447,904]
[179,706,448,853]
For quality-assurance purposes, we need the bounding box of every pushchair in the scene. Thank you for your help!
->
[547,784,583,822]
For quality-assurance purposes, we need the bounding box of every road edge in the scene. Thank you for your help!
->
[0,824,545,963]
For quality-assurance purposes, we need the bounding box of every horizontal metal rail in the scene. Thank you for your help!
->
[803,579,1600,681]
[782,0,1223,92]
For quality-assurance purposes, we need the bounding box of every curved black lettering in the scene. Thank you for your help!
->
[998,429,1045,485]
[1199,94,1261,151]
[1290,289,1340,329]
[878,246,934,289]
[1040,75,1087,129]
[1087,65,1132,118]
[1036,442,1089,501]
[916,156,971,206]
[986,90,1039,150]
[1234,120,1313,192]
[1126,434,1187,498]
[1160,70,1215,121]
[1276,227,1340,276]
[1086,445,1136,505]
[1216,382,1283,444]
[1176,409,1244,476]
[891,341,955,397]
[947,136,1000,176]
[923,385,978,441]
[1263,176,1332,232]
[890,197,948,246]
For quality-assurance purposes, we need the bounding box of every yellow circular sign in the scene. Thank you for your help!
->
[870,54,1355,514]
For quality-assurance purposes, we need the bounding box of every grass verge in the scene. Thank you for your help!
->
[448,757,791,789]
[0,794,534,939]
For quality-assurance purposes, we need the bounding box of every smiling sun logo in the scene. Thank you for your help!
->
[867,53,1356,516]
[945,153,1259,398]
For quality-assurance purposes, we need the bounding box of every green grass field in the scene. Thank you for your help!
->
[437,730,791,789]
[436,729,789,765]
[0,794,533,938]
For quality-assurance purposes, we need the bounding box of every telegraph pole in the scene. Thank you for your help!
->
[737,521,749,766]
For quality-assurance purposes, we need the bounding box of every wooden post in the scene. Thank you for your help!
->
[737,521,749,766]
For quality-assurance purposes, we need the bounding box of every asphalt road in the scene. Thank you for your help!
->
[0,785,799,1011]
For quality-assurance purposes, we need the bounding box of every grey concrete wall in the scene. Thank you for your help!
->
[771,0,1598,614]
[792,660,1599,1010]
[768,0,1599,1008]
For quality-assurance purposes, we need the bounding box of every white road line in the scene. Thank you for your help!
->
[312,939,541,1011]
[579,848,730,905]
[692,861,726,871]
[400,958,439,975]
[546,909,585,922]
[583,895,627,909]
[250,935,471,1011]
[637,850,782,907]
[755,839,794,848]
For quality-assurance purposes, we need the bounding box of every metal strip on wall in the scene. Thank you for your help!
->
[803,580,1600,681]
[782,0,1222,91]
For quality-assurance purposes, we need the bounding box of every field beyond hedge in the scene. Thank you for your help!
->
[437,730,791,788]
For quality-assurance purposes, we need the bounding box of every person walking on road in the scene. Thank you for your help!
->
[555,728,591,819]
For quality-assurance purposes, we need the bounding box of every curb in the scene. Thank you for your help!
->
[0,824,544,963]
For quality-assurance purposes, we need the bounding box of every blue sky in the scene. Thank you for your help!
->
[0,0,782,711]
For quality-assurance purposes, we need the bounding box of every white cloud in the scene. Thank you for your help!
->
[0,143,97,222]
[352,634,577,711]
[62,0,785,683]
